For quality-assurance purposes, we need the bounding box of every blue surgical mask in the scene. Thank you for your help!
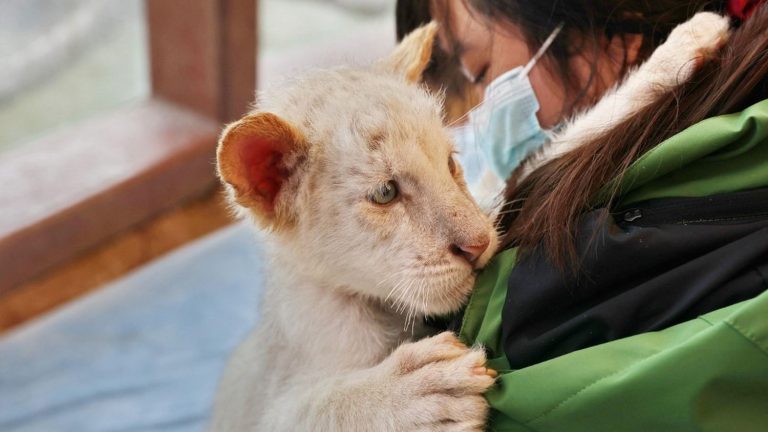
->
[469,24,563,180]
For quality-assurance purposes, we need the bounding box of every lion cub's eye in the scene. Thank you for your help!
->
[369,181,399,205]
[448,155,457,175]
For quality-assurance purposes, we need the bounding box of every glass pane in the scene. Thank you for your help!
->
[0,0,149,152]
[259,0,395,88]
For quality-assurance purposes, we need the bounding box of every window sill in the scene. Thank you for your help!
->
[0,98,222,293]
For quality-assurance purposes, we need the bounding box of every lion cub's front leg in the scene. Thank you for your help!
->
[265,332,495,432]
[522,12,731,176]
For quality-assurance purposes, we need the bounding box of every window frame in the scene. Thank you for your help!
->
[0,0,257,293]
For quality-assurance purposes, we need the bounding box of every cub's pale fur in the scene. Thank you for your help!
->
[210,24,499,431]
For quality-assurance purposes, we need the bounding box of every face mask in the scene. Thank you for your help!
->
[469,24,563,180]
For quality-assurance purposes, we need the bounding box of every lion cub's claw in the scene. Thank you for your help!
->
[473,366,498,378]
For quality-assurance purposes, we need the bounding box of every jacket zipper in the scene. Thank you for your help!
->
[614,188,768,226]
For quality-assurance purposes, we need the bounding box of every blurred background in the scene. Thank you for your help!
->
[0,0,395,330]
[0,2,397,430]
[1,0,395,152]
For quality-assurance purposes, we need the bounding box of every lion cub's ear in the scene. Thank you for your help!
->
[378,21,438,83]
[217,112,307,229]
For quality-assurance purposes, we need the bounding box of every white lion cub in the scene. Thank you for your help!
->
[210,24,499,431]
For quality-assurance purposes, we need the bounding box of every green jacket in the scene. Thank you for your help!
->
[461,99,768,431]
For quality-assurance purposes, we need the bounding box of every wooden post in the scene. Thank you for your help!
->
[146,0,257,122]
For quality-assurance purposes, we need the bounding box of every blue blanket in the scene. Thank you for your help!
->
[0,223,264,432]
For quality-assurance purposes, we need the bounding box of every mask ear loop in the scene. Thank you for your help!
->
[455,22,564,128]
[474,22,563,125]
[521,23,564,77]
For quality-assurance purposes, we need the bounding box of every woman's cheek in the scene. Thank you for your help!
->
[528,66,567,128]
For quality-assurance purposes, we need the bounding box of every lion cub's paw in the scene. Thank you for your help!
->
[670,12,730,60]
[652,12,731,84]
[379,332,495,431]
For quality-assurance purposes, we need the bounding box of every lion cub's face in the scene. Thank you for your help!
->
[217,24,497,317]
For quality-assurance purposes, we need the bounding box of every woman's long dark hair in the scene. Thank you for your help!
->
[499,5,768,269]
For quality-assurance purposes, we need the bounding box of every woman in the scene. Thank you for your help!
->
[398,0,705,127]
[399,0,726,203]
[399,1,768,430]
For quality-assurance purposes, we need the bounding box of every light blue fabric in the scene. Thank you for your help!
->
[469,66,549,180]
[467,23,562,180]
[0,223,264,432]
[451,126,505,211]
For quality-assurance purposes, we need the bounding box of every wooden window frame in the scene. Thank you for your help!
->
[0,0,256,293]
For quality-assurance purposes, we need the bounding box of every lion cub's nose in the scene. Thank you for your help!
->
[450,238,490,265]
